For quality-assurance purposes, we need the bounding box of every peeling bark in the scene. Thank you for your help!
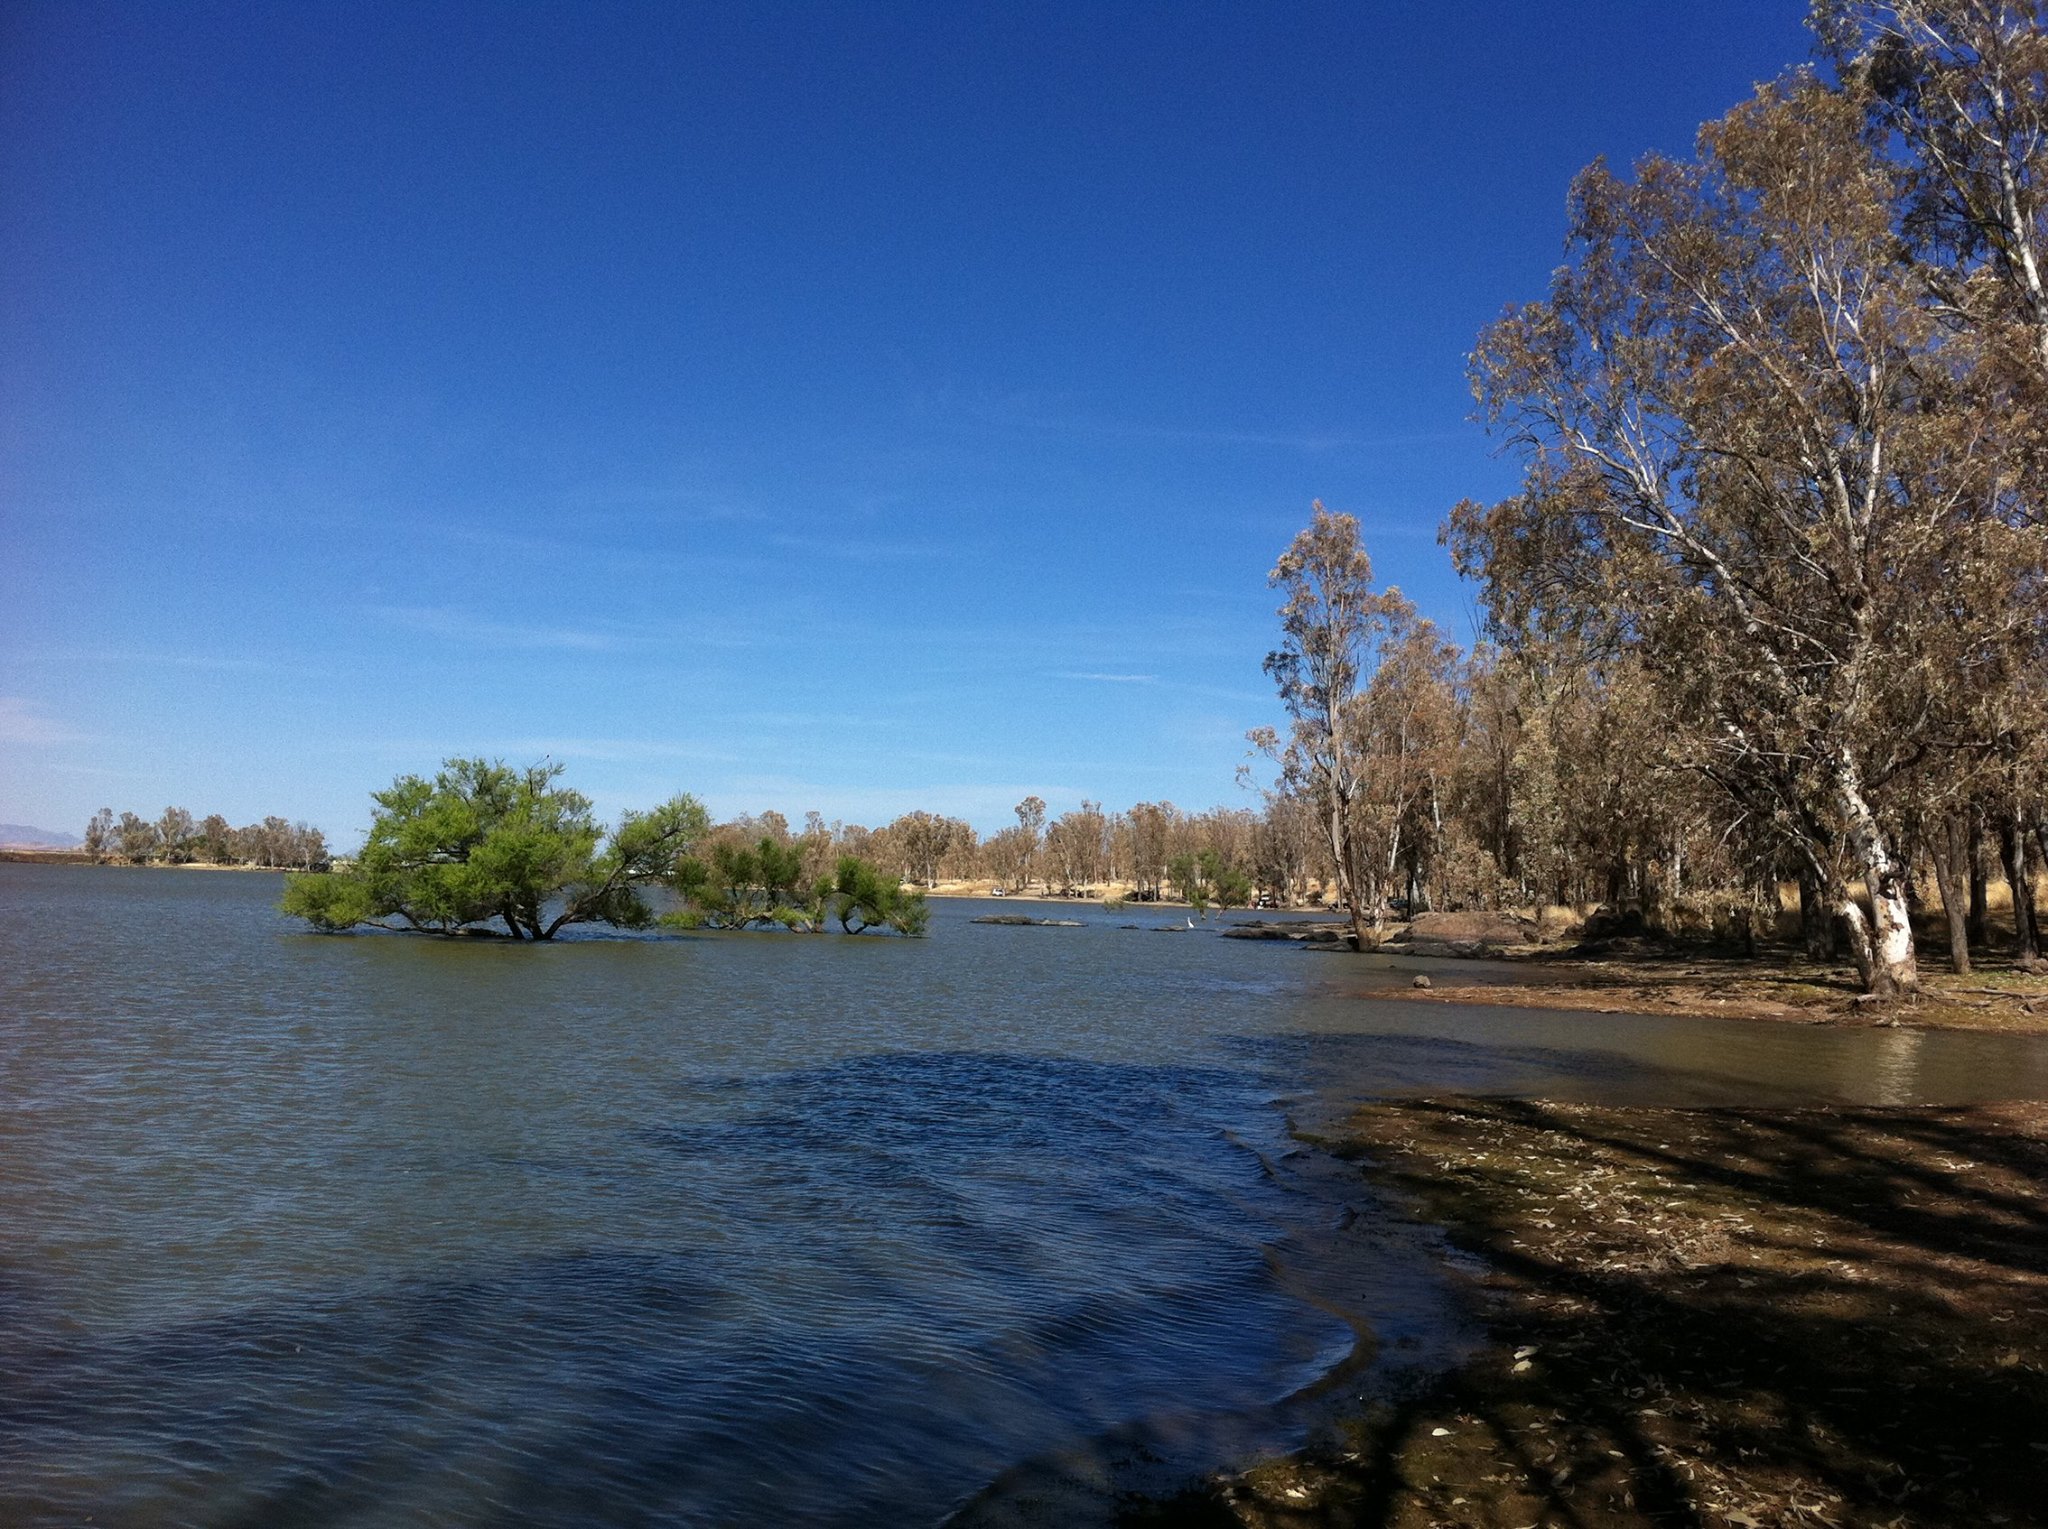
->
[1838,894,1881,994]
[1834,750,1919,994]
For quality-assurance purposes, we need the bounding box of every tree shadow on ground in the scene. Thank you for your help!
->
[1125,1098,2048,1528]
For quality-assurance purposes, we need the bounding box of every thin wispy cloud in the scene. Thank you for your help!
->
[737,710,887,732]
[924,388,1469,455]
[59,762,156,779]
[767,531,947,564]
[1030,416,1363,452]
[368,605,647,654]
[365,604,809,655]
[1047,668,1272,710]
[0,697,88,746]
[345,735,743,766]
[490,737,744,766]
[43,646,311,676]
[1173,680,1275,705]
[555,478,766,524]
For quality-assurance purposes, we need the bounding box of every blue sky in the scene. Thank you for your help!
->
[2,1,1814,844]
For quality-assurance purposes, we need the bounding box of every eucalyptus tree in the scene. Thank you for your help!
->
[194,814,233,864]
[1251,503,1414,950]
[1012,796,1047,891]
[1249,790,1323,907]
[1354,616,1462,922]
[155,807,196,864]
[1122,801,1177,901]
[886,810,958,888]
[116,811,156,864]
[797,811,837,884]
[982,825,1033,890]
[1045,800,1110,892]
[1445,72,2025,993]
[1818,1,2048,368]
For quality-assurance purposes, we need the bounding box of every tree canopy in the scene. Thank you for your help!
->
[1250,503,1429,949]
[666,842,929,934]
[283,759,709,939]
[1437,12,2048,994]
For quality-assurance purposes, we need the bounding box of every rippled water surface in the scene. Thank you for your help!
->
[5,866,2048,1526]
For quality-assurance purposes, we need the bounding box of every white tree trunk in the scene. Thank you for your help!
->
[1834,749,1920,995]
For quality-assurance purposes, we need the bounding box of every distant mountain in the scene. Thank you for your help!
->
[0,823,81,849]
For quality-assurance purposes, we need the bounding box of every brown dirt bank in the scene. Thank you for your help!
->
[1127,1098,2048,1529]
[1356,953,2048,1036]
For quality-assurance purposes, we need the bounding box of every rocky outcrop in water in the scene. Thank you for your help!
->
[1222,921,1353,945]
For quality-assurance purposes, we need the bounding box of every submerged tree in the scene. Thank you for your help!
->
[283,759,708,939]
[668,837,812,930]
[828,855,931,934]
[664,839,927,934]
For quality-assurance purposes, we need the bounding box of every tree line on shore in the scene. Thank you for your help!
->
[82,806,329,871]
[726,797,1268,909]
[1256,2,2048,995]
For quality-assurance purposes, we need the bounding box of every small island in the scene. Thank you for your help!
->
[281,759,927,939]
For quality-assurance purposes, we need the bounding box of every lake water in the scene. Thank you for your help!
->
[5,865,2047,1526]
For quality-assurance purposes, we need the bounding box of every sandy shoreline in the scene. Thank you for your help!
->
[1348,953,2048,1036]
[923,879,1231,910]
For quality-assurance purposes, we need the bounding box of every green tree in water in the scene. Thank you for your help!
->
[664,841,927,935]
[283,758,708,939]
[828,854,929,935]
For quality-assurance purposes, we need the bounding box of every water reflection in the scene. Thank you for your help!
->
[1870,1024,1925,1106]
